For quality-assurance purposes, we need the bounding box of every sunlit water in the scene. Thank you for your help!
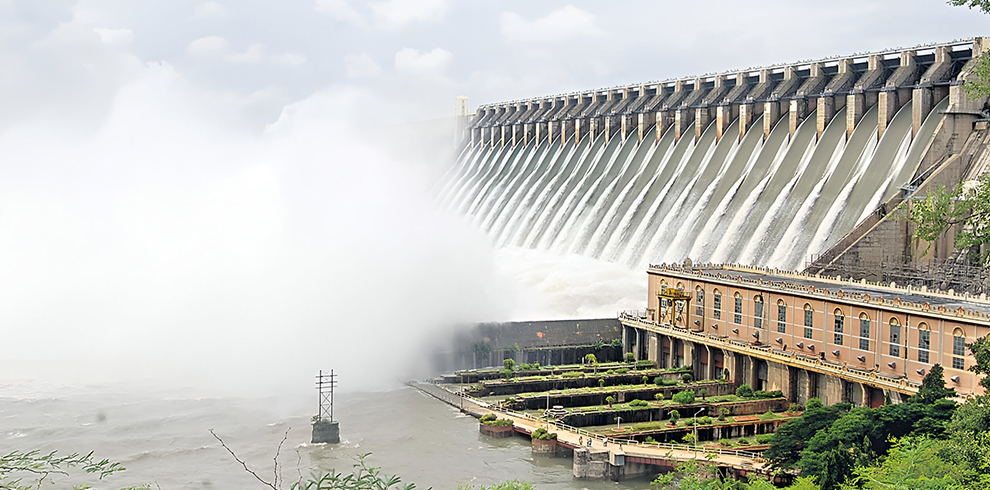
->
[1,384,652,490]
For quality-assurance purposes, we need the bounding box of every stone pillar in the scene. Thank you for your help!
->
[574,118,585,145]
[657,112,672,140]
[675,109,694,142]
[695,107,711,141]
[766,362,791,400]
[763,101,780,140]
[879,51,916,138]
[739,103,754,141]
[795,369,811,405]
[638,112,655,142]
[621,114,634,141]
[789,99,807,137]
[561,119,574,144]
[846,91,865,139]
[684,341,697,379]
[716,105,735,142]
[648,333,660,365]
[523,123,533,146]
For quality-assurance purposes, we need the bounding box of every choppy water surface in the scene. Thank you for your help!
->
[1,384,652,489]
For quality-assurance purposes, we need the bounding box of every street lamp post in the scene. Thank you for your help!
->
[693,408,704,458]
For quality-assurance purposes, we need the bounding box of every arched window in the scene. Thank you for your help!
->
[712,290,722,320]
[734,293,743,324]
[858,313,871,351]
[753,295,764,329]
[888,317,901,358]
[696,287,705,317]
[833,308,844,346]
[803,304,814,339]
[917,323,930,363]
[953,328,966,370]
[777,300,787,333]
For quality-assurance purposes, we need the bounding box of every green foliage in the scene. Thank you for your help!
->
[531,428,557,441]
[0,450,129,490]
[480,414,513,427]
[645,436,658,444]
[458,481,534,490]
[629,399,650,408]
[755,434,774,445]
[718,438,731,446]
[500,368,513,379]
[672,390,696,404]
[905,174,990,263]
[787,403,804,413]
[598,379,605,388]
[699,416,712,425]
[503,358,516,370]
[735,384,754,398]
[480,414,497,423]
[611,338,622,347]
[654,393,665,402]
[948,0,990,14]
[584,353,598,365]
[517,362,540,371]
[969,335,990,391]
[614,368,629,374]
[966,53,990,98]
[636,360,655,367]
[297,454,422,490]
[914,364,957,404]
[605,396,615,407]
[840,436,989,490]
[698,388,707,400]
[806,398,823,410]
[764,402,852,469]
[625,352,636,363]
[718,407,728,421]
[669,410,681,422]
[593,340,605,350]
[752,390,784,399]
[561,371,584,378]
[737,438,750,446]
[682,433,696,444]
[682,373,693,382]
[643,375,650,384]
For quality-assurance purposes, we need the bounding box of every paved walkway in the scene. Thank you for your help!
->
[411,381,768,473]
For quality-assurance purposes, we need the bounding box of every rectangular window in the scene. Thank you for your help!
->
[953,335,966,370]
[696,290,704,316]
[859,318,870,351]
[734,297,742,324]
[713,294,721,320]
[834,315,844,346]
[889,324,901,358]
[918,330,930,363]
[777,304,786,333]
[803,308,813,339]
[754,301,763,329]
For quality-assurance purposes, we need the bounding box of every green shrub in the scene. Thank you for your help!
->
[503,358,516,370]
[562,371,584,378]
[584,353,598,364]
[611,338,622,347]
[806,398,823,410]
[663,378,679,386]
[481,415,514,427]
[753,389,784,399]
[735,384,754,398]
[605,396,615,407]
[518,362,540,371]
[645,436,657,444]
[718,407,729,421]
[669,410,680,422]
[698,388,707,399]
[718,438,731,446]
[672,390,696,404]
[629,399,649,407]
[625,353,636,363]
[594,340,605,350]
[654,393,665,402]
[699,416,712,425]
[755,434,774,444]
[653,376,664,385]
[615,368,629,374]
[605,369,615,375]
[636,360,654,367]
[531,428,557,440]
[642,376,649,384]
[599,379,605,388]
[786,403,803,413]
[682,433,695,444]
[480,414,497,424]
[682,373,693,382]
[500,368,513,379]
[737,438,751,446]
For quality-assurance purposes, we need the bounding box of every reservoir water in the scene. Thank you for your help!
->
[1,383,651,489]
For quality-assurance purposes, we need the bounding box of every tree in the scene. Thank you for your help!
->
[605,396,615,408]
[0,450,136,490]
[969,335,990,391]
[914,364,957,404]
[669,410,681,424]
[503,358,515,371]
[699,388,707,400]
[905,174,990,263]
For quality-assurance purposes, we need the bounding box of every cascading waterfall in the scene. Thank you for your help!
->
[439,97,949,271]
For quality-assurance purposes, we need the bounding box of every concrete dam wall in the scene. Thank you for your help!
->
[439,39,990,271]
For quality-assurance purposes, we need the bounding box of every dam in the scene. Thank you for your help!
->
[438,38,990,274]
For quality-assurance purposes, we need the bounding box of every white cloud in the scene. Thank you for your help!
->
[225,44,264,64]
[344,53,381,78]
[93,28,134,45]
[369,0,448,29]
[271,52,307,66]
[314,0,366,26]
[192,2,228,20]
[394,47,452,77]
[186,35,228,58]
[500,5,603,45]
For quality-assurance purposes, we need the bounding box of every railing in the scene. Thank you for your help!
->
[410,381,766,464]
[618,313,923,393]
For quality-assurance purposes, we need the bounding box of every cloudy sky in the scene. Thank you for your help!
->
[0,0,985,393]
